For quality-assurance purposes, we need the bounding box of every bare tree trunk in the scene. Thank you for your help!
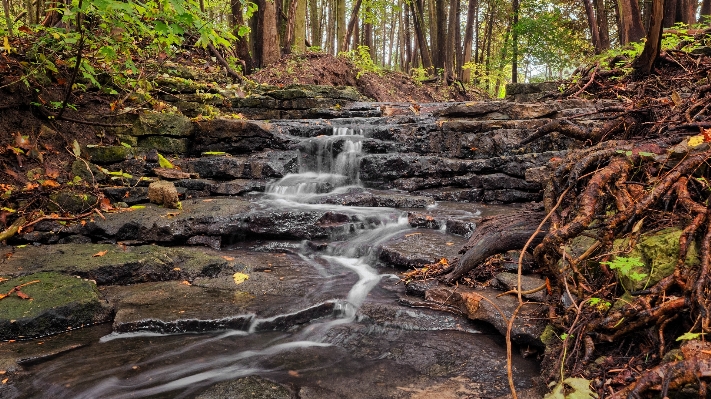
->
[460,0,477,81]
[595,0,611,49]
[617,0,645,44]
[403,1,412,72]
[584,0,602,52]
[343,0,362,51]
[258,0,281,67]
[433,0,447,71]
[283,0,298,53]
[326,0,335,53]
[445,0,459,80]
[412,0,433,69]
[309,0,319,47]
[2,0,12,36]
[494,24,511,96]
[336,0,345,53]
[664,0,678,27]
[512,0,519,83]
[294,0,307,52]
[231,0,254,74]
[633,0,664,76]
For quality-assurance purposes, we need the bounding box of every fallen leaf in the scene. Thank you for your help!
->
[15,291,30,300]
[14,132,31,150]
[445,242,454,246]
[222,256,235,261]
[45,167,59,179]
[41,180,60,188]
[233,272,249,285]
[92,250,108,257]
[181,280,191,285]
[99,197,113,212]
[703,127,711,142]
[23,182,39,191]
[1,378,7,384]
[671,91,682,107]
[689,134,706,147]
[72,140,81,158]
[288,370,300,377]
[173,267,181,271]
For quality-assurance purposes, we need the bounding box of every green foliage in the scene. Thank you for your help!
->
[544,377,598,399]
[158,154,175,169]
[601,256,648,283]
[587,297,611,312]
[340,45,381,78]
[676,332,706,341]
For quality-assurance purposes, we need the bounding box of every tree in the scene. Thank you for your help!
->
[633,0,664,76]
[617,0,644,44]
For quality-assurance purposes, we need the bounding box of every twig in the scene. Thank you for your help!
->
[22,210,96,229]
[572,65,598,98]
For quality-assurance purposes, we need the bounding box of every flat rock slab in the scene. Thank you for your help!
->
[0,244,231,285]
[419,283,546,348]
[494,272,548,302]
[0,272,112,340]
[103,250,351,334]
[378,230,465,269]
[311,188,434,208]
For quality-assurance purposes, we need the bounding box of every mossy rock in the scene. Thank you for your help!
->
[132,112,193,137]
[612,227,699,291]
[195,376,291,399]
[0,244,231,285]
[83,145,132,164]
[0,272,112,340]
[48,190,98,213]
[138,136,189,154]
[71,160,107,183]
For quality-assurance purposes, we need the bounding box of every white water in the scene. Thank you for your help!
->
[58,126,412,398]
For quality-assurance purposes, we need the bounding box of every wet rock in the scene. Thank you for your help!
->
[83,145,132,164]
[312,189,434,208]
[183,151,299,180]
[152,168,196,180]
[493,272,548,302]
[0,272,112,340]
[71,160,106,183]
[148,180,180,208]
[191,118,290,154]
[404,279,440,298]
[131,111,192,137]
[0,244,231,285]
[186,235,221,250]
[196,376,292,399]
[210,179,267,195]
[243,210,360,240]
[48,190,98,213]
[378,230,465,269]
[102,186,149,205]
[423,284,546,347]
[138,136,189,154]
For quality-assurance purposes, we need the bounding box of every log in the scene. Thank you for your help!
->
[442,211,547,284]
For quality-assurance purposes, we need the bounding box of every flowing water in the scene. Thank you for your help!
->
[6,127,539,398]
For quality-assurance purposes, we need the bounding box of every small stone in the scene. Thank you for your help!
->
[148,181,180,209]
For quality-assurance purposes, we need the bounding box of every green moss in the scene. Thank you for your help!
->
[132,111,193,137]
[138,136,189,154]
[0,273,99,321]
[613,228,699,291]
[83,145,132,164]
[539,324,559,346]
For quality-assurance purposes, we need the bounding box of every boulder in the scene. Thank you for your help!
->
[83,145,132,164]
[191,118,290,154]
[149,180,180,209]
[138,136,189,154]
[132,112,193,137]
[0,272,112,340]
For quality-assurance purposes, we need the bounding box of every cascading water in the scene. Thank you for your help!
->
[265,127,364,197]
[10,122,539,399]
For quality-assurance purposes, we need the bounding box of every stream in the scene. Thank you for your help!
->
[6,125,540,399]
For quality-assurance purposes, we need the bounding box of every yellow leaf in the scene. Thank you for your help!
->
[671,91,682,107]
[92,250,108,257]
[158,154,174,169]
[233,272,249,285]
[2,37,10,53]
[689,134,705,147]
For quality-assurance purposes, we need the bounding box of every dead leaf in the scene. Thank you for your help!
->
[15,291,30,300]
[92,250,108,257]
[671,91,682,107]
[45,167,59,179]
[41,180,60,188]
[1,378,7,384]
[99,197,113,212]
[23,182,39,191]
[288,370,300,377]
[181,280,191,285]
[703,127,711,143]
[14,132,31,150]
[222,256,235,261]
[18,25,32,34]
[445,242,454,246]
[233,272,249,285]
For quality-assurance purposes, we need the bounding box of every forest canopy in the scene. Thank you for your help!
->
[1,0,706,98]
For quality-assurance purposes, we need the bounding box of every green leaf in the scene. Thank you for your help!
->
[120,142,132,148]
[158,154,174,169]
[72,140,81,157]
[544,378,597,399]
[676,332,706,341]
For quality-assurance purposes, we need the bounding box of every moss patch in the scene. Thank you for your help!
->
[0,272,112,340]
[613,228,699,291]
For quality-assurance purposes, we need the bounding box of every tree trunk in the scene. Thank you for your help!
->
[412,0,433,70]
[2,0,12,36]
[294,0,307,52]
[309,0,320,48]
[442,211,547,284]
[283,0,298,53]
[701,0,711,21]
[584,0,602,53]
[434,0,447,71]
[343,0,362,52]
[363,6,373,55]
[677,0,695,24]
[633,0,664,76]
[617,0,645,44]
[336,0,346,53]
[231,0,254,74]
[664,0,678,27]
[460,0,477,81]
[595,0,611,50]
[445,0,459,80]
[512,0,519,83]
[404,1,412,72]
[494,24,511,96]
[258,0,280,67]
